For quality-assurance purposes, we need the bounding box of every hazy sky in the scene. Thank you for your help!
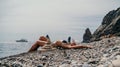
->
[0,0,120,41]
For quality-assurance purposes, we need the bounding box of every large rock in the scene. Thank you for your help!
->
[91,7,120,41]
[82,28,92,43]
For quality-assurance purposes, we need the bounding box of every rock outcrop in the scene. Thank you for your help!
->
[82,28,92,43]
[90,7,120,41]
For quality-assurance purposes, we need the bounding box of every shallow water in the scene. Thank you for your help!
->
[0,42,33,58]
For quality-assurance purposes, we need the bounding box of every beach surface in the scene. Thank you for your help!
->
[0,36,120,67]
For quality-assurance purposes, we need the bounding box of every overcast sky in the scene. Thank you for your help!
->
[0,0,120,41]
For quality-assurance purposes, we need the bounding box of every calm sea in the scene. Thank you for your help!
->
[0,42,33,58]
[0,22,100,58]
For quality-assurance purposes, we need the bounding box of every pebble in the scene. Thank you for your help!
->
[97,65,104,67]
[59,64,71,67]
[11,63,22,67]
[111,59,120,67]
[82,62,90,67]
[116,55,120,59]
[37,64,43,67]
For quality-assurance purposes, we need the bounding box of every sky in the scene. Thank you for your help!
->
[0,0,120,42]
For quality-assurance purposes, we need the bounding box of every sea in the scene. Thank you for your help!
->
[0,21,101,58]
[0,42,33,58]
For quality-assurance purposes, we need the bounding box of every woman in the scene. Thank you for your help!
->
[28,36,92,52]
[28,36,50,52]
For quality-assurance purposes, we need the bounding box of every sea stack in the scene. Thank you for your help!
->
[82,28,92,43]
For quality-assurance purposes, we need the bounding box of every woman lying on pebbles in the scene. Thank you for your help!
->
[28,35,93,52]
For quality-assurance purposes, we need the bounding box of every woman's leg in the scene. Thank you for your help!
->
[70,45,93,49]
[52,41,71,49]
[28,40,46,52]
[52,41,92,49]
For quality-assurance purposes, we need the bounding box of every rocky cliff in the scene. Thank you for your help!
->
[92,7,120,41]
[83,7,120,42]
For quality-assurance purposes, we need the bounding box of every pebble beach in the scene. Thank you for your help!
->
[0,36,120,67]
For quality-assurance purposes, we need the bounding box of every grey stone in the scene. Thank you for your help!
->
[37,64,43,67]
[11,63,22,67]
[111,59,120,67]
[59,64,70,67]
[82,63,90,67]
